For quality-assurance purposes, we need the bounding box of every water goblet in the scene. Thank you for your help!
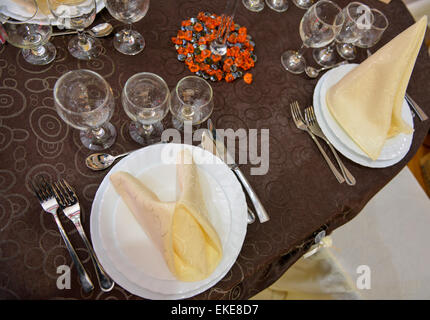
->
[354,8,388,49]
[48,0,102,60]
[292,0,315,10]
[281,0,344,74]
[242,0,265,12]
[122,72,170,145]
[265,0,289,12]
[54,69,117,151]
[170,76,214,130]
[104,0,150,55]
[4,22,56,65]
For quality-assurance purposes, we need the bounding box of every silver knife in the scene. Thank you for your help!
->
[201,129,270,223]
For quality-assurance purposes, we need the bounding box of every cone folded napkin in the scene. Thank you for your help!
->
[110,149,223,282]
[326,16,427,160]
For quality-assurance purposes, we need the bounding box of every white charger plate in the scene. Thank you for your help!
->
[313,64,414,168]
[2,0,105,25]
[90,143,248,300]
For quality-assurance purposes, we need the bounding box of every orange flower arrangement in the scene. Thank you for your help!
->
[172,12,256,84]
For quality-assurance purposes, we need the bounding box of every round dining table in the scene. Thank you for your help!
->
[0,0,429,300]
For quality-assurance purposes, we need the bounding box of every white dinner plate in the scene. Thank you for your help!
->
[90,143,248,299]
[2,0,105,26]
[313,64,414,168]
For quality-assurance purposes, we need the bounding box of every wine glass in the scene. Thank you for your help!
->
[242,0,265,13]
[48,0,102,60]
[122,72,170,145]
[292,0,315,10]
[0,0,39,23]
[3,23,56,65]
[265,0,289,12]
[104,0,150,55]
[354,8,388,49]
[281,0,344,74]
[170,76,214,130]
[314,2,372,66]
[54,69,117,151]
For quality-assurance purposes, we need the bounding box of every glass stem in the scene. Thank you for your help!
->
[297,44,306,58]
[31,45,46,56]
[140,123,153,136]
[78,29,90,51]
[91,127,106,140]
[123,23,135,43]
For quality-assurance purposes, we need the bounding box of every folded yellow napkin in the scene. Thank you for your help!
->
[326,16,427,160]
[110,149,223,282]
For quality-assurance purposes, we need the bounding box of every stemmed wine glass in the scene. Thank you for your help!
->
[242,0,265,12]
[48,0,102,60]
[265,0,289,12]
[3,22,57,65]
[170,76,214,130]
[353,8,388,49]
[281,0,344,74]
[104,0,150,55]
[54,69,117,151]
[292,0,315,10]
[122,72,170,145]
[313,2,373,66]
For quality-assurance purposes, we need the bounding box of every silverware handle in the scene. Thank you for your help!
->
[326,142,356,186]
[247,207,256,224]
[76,223,115,292]
[52,213,94,293]
[405,93,428,121]
[51,30,78,37]
[307,131,345,184]
[233,168,270,223]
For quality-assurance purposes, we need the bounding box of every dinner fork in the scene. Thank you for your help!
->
[305,106,356,186]
[31,178,94,293]
[290,101,345,184]
[52,179,115,292]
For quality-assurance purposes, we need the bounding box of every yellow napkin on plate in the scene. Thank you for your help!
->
[110,149,223,282]
[326,16,427,161]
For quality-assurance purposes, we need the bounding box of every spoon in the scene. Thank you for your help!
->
[305,60,348,78]
[85,151,131,171]
[51,23,114,38]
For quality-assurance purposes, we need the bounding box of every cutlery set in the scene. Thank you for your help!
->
[32,178,114,293]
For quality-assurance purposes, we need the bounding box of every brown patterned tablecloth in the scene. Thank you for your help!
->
[1,0,429,300]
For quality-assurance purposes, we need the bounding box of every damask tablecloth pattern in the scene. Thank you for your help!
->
[1,0,429,300]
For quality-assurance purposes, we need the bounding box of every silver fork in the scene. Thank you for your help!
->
[290,101,345,184]
[305,106,356,186]
[52,179,115,292]
[31,178,94,293]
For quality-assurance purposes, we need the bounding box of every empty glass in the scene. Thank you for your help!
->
[292,0,315,10]
[104,0,150,55]
[4,23,56,65]
[54,69,117,151]
[281,0,344,74]
[242,0,264,12]
[265,0,289,12]
[48,0,102,60]
[314,2,373,66]
[210,0,239,56]
[354,8,388,49]
[170,76,214,130]
[122,72,170,145]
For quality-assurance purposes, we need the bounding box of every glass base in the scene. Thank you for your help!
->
[22,42,56,65]
[336,43,357,60]
[292,0,314,9]
[68,35,102,60]
[265,0,289,12]
[210,40,227,56]
[281,50,305,74]
[313,47,337,67]
[114,29,145,55]
[129,121,163,146]
[242,0,265,12]
[80,122,117,151]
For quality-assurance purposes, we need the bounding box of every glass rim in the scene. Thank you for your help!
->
[369,8,389,31]
[53,69,112,115]
[346,2,373,24]
[122,72,170,111]
[312,0,344,27]
[174,75,213,108]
